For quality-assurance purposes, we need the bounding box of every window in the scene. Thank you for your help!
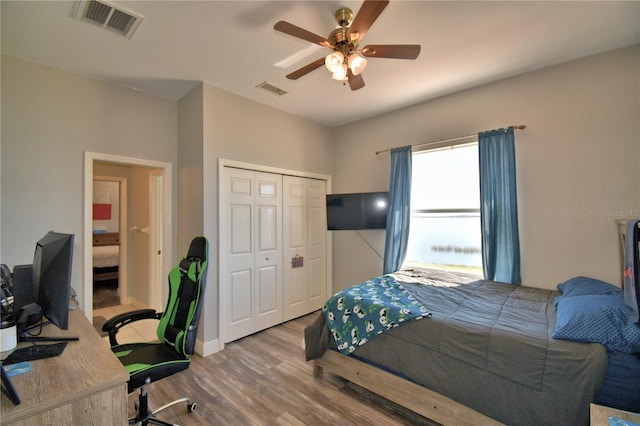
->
[403,143,483,276]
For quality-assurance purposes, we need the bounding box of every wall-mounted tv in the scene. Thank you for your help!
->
[326,192,389,230]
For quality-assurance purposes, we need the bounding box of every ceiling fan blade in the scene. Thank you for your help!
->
[347,69,365,91]
[274,21,333,48]
[347,0,389,42]
[361,44,421,59]
[286,57,326,80]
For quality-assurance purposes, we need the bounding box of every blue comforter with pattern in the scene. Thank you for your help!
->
[322,274,431,354]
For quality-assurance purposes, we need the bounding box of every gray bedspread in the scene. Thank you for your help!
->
[305,269,608,426]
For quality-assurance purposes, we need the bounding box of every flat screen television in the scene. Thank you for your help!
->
[326,192,389,230]
[32,231,74,330]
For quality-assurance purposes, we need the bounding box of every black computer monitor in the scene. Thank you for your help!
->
[32,231,74,330]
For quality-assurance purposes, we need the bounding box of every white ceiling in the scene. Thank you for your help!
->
[2,1,639,128]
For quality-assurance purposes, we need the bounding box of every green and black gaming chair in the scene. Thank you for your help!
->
[103,236,208,426]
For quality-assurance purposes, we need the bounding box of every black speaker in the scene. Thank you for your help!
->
[11,264,35,312]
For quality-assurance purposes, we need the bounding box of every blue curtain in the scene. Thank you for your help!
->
[479,127,521,284]
[383,146,412,274]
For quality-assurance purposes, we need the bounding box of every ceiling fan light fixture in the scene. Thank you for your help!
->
[348,54,367,76]
[273,1,420,89]
[331,64,348,81]
[325,51,344,72]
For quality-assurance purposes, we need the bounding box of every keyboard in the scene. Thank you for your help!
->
[2,342,68,365]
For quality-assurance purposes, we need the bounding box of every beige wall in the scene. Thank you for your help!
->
[176,85,206,343]
[332,45,640,291]
[92,180,119,233]
[177,85,204,257]
[0,55,178,310]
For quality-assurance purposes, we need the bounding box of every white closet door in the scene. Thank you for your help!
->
[283,176,327,320]
[306,178,327,312]
[254,172,283,330]
[222,168,283,342]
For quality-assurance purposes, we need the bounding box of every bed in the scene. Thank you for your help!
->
[92,232,120,282]
[305,268,640,426]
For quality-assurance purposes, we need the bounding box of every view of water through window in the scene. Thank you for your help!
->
[405,212,482,275]
[403,144,483,276]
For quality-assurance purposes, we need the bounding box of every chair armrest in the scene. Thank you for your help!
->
[102,309,162,347]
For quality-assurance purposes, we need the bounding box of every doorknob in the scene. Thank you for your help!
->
[157,250,161,255]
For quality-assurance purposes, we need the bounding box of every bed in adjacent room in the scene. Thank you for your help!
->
[305,267,640,426]
[92,232,120,283]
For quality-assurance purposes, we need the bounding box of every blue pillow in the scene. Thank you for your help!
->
[553,294,640,352]
[557,276,622,297]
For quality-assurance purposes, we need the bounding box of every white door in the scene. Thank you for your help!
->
[222,168,283,342]
[149,171,164,311]
[283,176,307,320]
[306,178,327,312]
[283,176,327,320]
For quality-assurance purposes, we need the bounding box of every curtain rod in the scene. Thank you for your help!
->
[375,124,527,155]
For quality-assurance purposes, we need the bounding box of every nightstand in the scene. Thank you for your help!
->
[590,403,640,425]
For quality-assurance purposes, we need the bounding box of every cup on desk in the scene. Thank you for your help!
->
[1,320,17,352]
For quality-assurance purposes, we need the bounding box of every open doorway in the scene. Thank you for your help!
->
[92,176,126,311]
[83,152,172,322]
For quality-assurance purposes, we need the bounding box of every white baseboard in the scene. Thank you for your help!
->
[125,296,140,307]
[197,338,220,357]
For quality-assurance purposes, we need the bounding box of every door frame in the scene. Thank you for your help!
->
[217,158,332,350]
[83,152,173,320]
[149,170,164,311]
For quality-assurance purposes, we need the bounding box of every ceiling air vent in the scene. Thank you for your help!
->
[72,0,143,39]
[256,81,288,97]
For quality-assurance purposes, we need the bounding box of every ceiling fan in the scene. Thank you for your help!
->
[274,0,421,91]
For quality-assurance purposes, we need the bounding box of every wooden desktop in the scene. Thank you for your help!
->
[1,306,128,425]
[591,403,640,425]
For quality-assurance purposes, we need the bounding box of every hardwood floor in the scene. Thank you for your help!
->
[127,312,439,425]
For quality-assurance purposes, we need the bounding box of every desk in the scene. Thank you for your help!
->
[1,307,128,425]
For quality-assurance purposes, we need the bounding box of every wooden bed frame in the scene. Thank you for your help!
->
[92,232,120,247]
[313,350,503,426]
[92,232,120,282]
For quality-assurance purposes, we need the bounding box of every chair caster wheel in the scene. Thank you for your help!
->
[188,402,196,412]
